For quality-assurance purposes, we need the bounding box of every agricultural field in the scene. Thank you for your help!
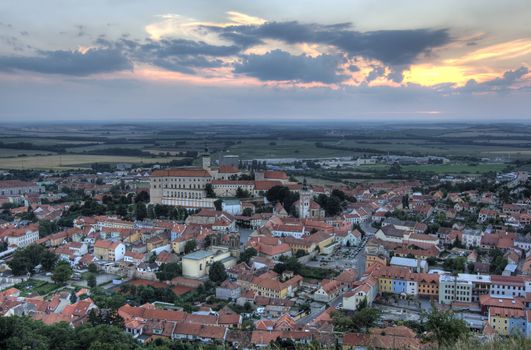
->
[220,139,354,159]
[401,163,507,174]
[1,122,530,171]
[0,148,57,157]
[0,154,185,170]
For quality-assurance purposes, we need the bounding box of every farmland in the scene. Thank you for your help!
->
[0,155,185,170]
[0,122,530,172]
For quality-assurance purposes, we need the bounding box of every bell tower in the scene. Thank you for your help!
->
[201,145,211,170]
[299,178,311,218]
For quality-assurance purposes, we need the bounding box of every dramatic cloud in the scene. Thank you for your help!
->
[463,66,529,92]
[234,49,347,83]
[0,48,132,76]
[206,21,451,65]
[133,38,240,73]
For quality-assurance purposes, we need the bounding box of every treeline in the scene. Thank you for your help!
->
[0,141,98,153]
[79,148,153,157]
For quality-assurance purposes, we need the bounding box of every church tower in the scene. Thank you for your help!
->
[299,178,311,219]
[201,145,211,170]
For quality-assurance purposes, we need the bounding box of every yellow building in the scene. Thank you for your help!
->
[250,272,303,299]
[417,273,439,297]
[378,277,393,293]
[181,249,236,279]
[365,254,387,270]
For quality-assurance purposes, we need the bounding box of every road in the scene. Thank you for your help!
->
[297,292,343,325]
[297,237,369,326]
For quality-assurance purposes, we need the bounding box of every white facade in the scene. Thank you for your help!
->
[406,280,418,296]
[7,229,39,248]
[462,229,482,248]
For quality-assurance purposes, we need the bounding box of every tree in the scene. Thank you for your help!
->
[41,250,58,272]
[134,191,150,203]
[242,208,253,216]
[236,187,250,198]
[315,193,343,216]
[203,234,213,248]
[389,162,402,175]
[7,244,50,275]
[208,261,227,284]
[425,307,469,347]
[205,184,216,198]
[87,273,97,288]
[184,240,197,254]
[135,202,147,220]
[52,261,72,285]
[239,247,257,264]
[38,220,59,237]
[156,262,182,281]
[214,199,223,211]
[70,292,78,304]
[88,263,98,274]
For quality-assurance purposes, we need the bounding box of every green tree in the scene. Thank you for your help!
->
[236,187,250,198]
[156,262,182,281]
[184,240,197,254]
[41,250,58,272]
[205,184,216,198]
[70,291,78,304]
[38,220,59,238]
[208,261,227,284]
[239,247,257,264]
[52,261,72,285]
[135,202,147,220]
[425,307,469,347]
[88,263,98,274]
[213,199,223,211]
[87,273,97,288]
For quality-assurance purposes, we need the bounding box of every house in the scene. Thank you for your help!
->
[462,229,482,248]
[181,249,237,279]
[374,225,407,244]
[94,240,125,262]
[250,271,303,299]
[124,251,146,265]
[0,180,42,196]
[488,307,527,336]
[335,229,362,247]
[1,225,39,248]
[313,279,342,303]
[390,256,428,273]
[247,235,292,259]
[343,277,378,311]
[335,268,359,290]
[343,326,421,350]
[478,209,497,223]
[216,280,241,301]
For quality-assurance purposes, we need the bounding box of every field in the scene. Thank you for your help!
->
[0,155,185,170]
[220,139,354,159]
[0,122,530,171]
[0,148,57,157]
[401,163,506,174]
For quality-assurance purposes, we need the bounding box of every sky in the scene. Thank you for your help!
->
[0,0,530,122]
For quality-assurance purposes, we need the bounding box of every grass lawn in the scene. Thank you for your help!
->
[12,279,62,296]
